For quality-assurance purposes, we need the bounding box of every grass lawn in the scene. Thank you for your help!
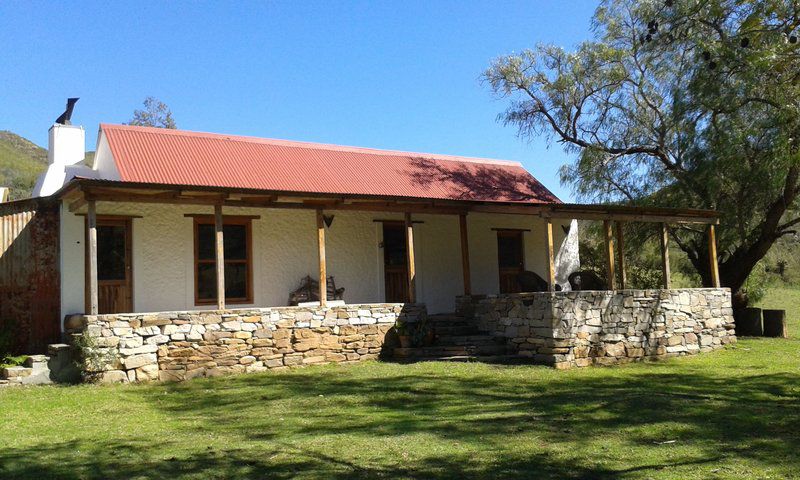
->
[2,296,799,479]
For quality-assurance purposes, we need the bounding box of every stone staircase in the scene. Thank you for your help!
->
[393,313,516,362]
[0,344,79,387]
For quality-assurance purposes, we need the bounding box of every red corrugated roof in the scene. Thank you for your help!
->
[100,124,560,204]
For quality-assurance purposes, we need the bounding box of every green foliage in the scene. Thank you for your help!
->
[71,332,118,382]
[484,0,800,295]
[742,261,768,304]
[0,131,47,200]
[127,97,177,129]
[0,354,28,369]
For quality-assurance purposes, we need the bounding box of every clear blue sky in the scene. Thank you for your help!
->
[0,0,597,201]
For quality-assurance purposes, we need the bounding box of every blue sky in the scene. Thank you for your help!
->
[0,0,597,201]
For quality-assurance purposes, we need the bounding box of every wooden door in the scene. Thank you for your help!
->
[497,230,524,294]
[383,223,409,302]
[86,218,133,314]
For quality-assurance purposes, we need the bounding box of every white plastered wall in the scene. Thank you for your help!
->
[60,202,570,318]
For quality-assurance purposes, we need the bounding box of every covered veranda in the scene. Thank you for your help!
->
[60,178,722,316]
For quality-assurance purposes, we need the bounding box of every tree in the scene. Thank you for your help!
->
[127,96,177,129]
[484,0,800,302]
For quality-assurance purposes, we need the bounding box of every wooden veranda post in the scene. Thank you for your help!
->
[544,218,556,292]
[603,220,617,290]
[707,224,720,288]
[87,199,99,315]
[660,223,671,289]
[317,209,327,306]
[616,222,627,289]
[405,212,416,303]
[459,213,471,295]
[214,204,225,310]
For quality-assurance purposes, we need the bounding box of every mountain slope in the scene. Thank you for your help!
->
[0,131,47,201]
[0,131,95,201]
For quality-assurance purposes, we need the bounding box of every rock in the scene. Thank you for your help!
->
[123,353,157,369]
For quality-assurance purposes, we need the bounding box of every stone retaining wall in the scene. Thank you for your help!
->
[67,303,425,383]
[456,288,735,368]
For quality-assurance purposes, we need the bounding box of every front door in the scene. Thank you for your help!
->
[497,230,524,294]
[383,223,409,302]
[86,218,133,314]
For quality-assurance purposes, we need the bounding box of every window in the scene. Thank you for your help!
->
[194,217,253,305]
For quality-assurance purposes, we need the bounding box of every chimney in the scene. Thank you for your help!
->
[0,187,9,203]
[32,98,90,198]
[47,123,86,166]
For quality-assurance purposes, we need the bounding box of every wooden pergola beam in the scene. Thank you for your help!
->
[603,220,617,290]
[708,224,721,288]
[459,213,471,295]
[544,218,556,292]
[616,222,627,289]
[316,209,327,306]
[214,204,225,310]
[405,212,416,303]
[87,199,98,315]
[660,223,671,289]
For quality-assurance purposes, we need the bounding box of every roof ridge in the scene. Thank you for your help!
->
[99,123,523,167]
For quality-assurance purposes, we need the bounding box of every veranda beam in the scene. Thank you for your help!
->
[405,212,416,303]
[215,204,225,310]
[459,214,471,296]
[660,223,671,289]
[707,224,721,288]
[317,209,328,306]
[87,199,99,315]
[544,218,556,292]
[616,222,627,289]
[603,220,617,290]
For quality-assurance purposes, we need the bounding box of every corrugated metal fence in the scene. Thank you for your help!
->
[0,199,61,354]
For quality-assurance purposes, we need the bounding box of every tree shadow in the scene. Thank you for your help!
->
[403,157,560,203]
[2,360,798,479]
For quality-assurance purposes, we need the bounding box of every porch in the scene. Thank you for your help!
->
[62,179,723,319]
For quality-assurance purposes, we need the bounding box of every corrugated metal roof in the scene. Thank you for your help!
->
[100,124,561,204]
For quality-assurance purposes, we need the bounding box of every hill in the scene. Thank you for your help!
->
[0,131,95,201]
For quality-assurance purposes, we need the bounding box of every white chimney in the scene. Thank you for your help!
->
[32,123,92,197]
[0,187,9,203]
[48,124,85,166]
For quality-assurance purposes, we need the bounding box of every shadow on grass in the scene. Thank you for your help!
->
[2,360,799,479]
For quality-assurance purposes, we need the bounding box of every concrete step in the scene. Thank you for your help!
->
[432,325,481,336]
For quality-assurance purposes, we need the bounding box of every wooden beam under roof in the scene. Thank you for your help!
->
[71,179,719,224]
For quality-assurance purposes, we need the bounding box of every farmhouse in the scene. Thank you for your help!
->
[0,117,735,382]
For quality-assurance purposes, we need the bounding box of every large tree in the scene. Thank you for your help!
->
[127,96,177,129]
[485,0,800,300]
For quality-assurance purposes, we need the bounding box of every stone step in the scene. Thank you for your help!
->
[396,354,540,364]
[434,336,504,348]
[394,343,509,359]
[432,325,481,336]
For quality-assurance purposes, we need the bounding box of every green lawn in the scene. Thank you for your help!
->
[2,298,799,480]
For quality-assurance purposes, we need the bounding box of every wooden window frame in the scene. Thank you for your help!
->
[193,215,253,306]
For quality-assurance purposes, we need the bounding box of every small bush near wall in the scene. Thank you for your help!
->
[67,304,426,383]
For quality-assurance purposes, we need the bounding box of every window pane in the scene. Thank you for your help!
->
[498,233,523,268]
[223,225,247,260]
[225,262,248,299]
[98,225,126,281]
[197,263,217,300]
[197,224,215,260]
[383,225,406,267]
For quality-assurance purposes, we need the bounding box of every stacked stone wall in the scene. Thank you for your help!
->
[67,303,425,383]
[456,288,735,368]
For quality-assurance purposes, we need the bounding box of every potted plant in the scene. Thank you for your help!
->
[395,320,412,348]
